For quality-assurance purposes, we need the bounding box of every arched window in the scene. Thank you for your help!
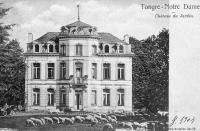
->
[105,45,109,53]
[47,88,54,106]
[33,88,40,105]
[35,44,39,52]
[49,44,54,52]
[119,45,124,53]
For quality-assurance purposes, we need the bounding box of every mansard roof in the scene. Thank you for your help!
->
[98,32,127,44]
[34,32,59,43]
[65,20,92,28]
[33,32,126,44]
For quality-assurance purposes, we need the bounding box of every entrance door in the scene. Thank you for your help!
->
[75,91,82,110]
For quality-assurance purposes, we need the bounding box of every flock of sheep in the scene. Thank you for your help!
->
[26,111,168,130]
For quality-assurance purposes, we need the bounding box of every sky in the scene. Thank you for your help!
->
[2,0,169,51]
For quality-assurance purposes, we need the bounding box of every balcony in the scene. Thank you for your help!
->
[69,76,88,87]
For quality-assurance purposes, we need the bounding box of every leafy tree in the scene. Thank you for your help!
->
[0,3,25,106]
[131,28,169,113]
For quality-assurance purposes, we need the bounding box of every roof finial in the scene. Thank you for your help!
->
[77,4,80,21]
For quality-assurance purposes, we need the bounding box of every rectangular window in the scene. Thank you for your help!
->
[92,63,97,79]
[33,89,40,106]
[117,89,124,106]
[61,45,66,55]
[118,64,125,80]
[76,45,82,56]
[92,45,97,55]
[103,64,110,80]
[103,89,110,106]
[60,63,66,80]
[33,63,40,79]
[48,92,54,106]
[61,92,66,105]
[48,63,54,79]
[91,90,97,106]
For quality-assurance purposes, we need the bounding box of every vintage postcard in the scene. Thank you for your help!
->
[0,0,198,130]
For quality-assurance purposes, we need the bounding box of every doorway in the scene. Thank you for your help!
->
[75,91,82,110]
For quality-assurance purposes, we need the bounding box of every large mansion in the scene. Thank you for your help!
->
[24,19,133,112]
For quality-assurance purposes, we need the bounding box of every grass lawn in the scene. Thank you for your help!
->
[0,114,114,131]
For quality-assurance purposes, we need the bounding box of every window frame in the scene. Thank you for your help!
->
[104,45,109,53]
[91,63,97,80]
[49,44,54,53]
[91,90,97,106]
[33,63,40,79]
[76,44,82,56]
[33,88,40,106]
[60,44,66,55]
[117,89,124,106]
[118,64,125,80]
[103,89,110,106]
[35,44,39,52]
[92,45,97,55]
[48,63,55,79]
[119,45,124,53]
[103,63,110,80]
[61,92,66,105]
[47,88,54,106]
[60,62,66,80]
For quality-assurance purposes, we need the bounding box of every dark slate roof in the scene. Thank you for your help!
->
[66,20,92,28]
[98,32,127,44]
[33,32,126,44]
[34,32,60,43]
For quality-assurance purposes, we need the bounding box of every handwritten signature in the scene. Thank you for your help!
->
[169,115,195,127]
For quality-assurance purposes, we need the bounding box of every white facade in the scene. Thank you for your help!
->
[24,21,133,112]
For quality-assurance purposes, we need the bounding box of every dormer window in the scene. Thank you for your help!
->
[49,44,54,52]
[105,45,109,53]
[119,45,124,53]
[35,44,39,52]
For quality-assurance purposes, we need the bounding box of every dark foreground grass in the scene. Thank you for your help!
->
[0,115,114,131]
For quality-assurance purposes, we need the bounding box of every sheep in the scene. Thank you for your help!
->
[43,117,53,124]
[110,118,117,124]
[59,117,65,124]
[39,118,46,125]
[140,122,148,128]
[63,117,74,124]
[110,115,117,120]
[101,113,107,118]
[90,118,98,126]
[107,116,112,121]
[71,117,75,122]
[26,119,36,127]
[75,116,84,123]
[124,122,133,130]
[103,123,113,131]
[100,117,108,123]
[117,122,125,128]
[52,117,60,124]
[29,117,43,126]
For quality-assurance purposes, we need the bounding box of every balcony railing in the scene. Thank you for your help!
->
[69,77,87,85]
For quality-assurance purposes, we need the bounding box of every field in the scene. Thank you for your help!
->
[0,111,168,131]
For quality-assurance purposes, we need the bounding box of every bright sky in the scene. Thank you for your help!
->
[2,0,169,51]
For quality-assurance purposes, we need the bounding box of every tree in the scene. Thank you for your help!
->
[131,28,169,113]
[0,3,25,106]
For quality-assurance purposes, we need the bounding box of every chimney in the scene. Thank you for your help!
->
[28,33,33,43]
[124,34,129,44]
